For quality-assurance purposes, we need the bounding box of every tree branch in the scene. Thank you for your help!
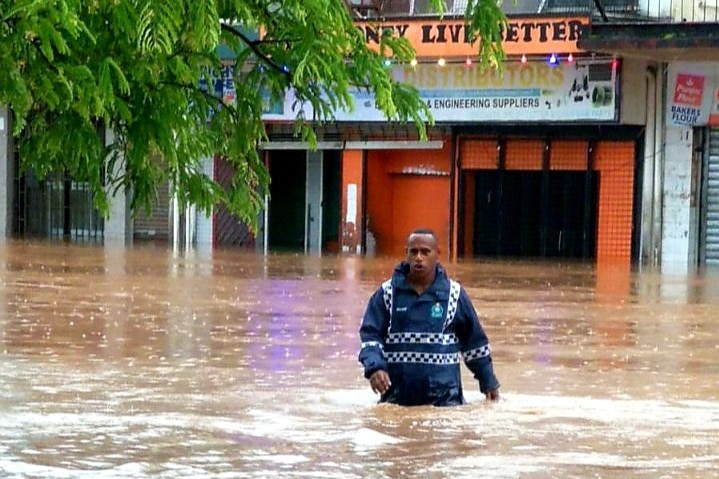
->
[219,23,292,81]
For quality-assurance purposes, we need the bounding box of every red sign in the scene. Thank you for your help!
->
[673,73,705,107]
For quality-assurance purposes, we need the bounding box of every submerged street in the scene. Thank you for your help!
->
[0,240,717,478]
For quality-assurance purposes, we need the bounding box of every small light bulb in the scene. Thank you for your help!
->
[410,58,418,67]
[521,54,527,64]
[465,57,473,67]
[438,58,446,67]
[567,53,574,63]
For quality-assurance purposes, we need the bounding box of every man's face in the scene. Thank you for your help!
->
[406,233,439,279]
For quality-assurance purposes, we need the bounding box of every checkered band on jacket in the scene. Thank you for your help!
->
[386,332,459,345]
[462,344,492,362]
[385,351,461,365]
[381,279,392,331]
[442,280,461,332]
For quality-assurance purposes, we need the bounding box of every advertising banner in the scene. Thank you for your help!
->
[337,59,617,123]
[262,59,618,123]
[667,62,719,127]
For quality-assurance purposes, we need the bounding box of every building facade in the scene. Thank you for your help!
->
[579,0,719,269]
[256,11,644,265]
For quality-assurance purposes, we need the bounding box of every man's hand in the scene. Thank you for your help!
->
[485,389,500,401]
[369,370,391,395]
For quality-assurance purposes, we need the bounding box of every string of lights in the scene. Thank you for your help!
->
[390,55,621,69]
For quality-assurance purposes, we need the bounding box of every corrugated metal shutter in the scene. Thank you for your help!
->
[705,128,719,264]
[133,181,170,241]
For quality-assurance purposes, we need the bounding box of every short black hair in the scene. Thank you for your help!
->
[409,228,436,238]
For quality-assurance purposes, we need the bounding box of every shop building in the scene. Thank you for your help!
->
[252,10,646,265]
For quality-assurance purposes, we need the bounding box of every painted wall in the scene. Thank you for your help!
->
[366,142,452,258]
[620,58,649,126]
[594,141,635,263]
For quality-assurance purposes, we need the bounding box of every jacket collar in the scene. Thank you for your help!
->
[392,262,450,297]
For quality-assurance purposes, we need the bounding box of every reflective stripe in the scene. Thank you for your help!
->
[386,332,458,345]
[361,341,384,350]
[463,344,491,362]
[381,279,393,332]
[442,279,461,331]
[386,351,461,365]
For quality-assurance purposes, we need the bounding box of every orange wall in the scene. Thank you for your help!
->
[505,139,544,170]
[366,142,453,259]
[594,141,635,263]
[551,140,588,170]
[460,139,497,169]
[366,150,393,255]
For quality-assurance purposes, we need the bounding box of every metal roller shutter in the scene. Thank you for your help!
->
[705,128,719,264]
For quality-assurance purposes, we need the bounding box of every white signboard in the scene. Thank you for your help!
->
[262,59,618,123]
[666,62,719,127]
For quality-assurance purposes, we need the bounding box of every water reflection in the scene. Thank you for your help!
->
[0,240,718,478]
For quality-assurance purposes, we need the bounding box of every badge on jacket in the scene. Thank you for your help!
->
[431,303,444,319]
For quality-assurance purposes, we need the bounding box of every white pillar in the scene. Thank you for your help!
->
[172,192,180,251]
[661,123,694,271]
[103,128,132,243]
[0,107,13,238]
[195,155,214,251]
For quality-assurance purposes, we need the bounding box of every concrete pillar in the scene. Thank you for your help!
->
[103,128,132,243]
[0,107,13,238]
[195,155,214,252]
[661,123,694,270]
[640,64,665,267]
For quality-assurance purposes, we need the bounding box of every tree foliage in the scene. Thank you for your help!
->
[0,0,505,231]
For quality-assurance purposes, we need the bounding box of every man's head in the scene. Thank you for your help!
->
[405,229,440,283]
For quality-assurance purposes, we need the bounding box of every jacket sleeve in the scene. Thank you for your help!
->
[358,287,390,379]
[455,287,501,393]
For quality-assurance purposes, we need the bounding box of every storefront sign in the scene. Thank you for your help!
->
[356,17,589,57]
[263,60,617,123]
[667,63,719,127]
[330,59,618,123]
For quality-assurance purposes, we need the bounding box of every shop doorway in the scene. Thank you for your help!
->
[473,170,598,258]
[266,149,341,254]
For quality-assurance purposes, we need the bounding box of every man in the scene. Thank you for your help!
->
[358,228,500,406]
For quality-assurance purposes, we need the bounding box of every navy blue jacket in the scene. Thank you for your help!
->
[359,262,500,406]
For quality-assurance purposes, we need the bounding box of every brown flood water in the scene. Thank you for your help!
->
[0,239,718,479]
